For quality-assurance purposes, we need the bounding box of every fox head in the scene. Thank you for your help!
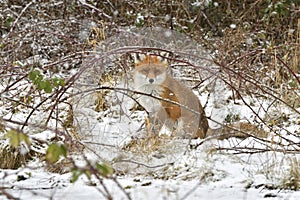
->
[133,53,169,86]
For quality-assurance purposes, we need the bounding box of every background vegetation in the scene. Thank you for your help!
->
[0,0,299,199]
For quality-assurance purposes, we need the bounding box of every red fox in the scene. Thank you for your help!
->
[133,53,209,139]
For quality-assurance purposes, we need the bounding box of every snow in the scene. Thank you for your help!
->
[2,152,300,200]
[230,24,237,29]
[1,81,299,199]
[1,27,299,200]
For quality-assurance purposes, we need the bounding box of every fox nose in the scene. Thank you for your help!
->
[149,78,154,84]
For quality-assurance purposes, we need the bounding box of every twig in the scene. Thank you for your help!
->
[0,187,18,200]
[82,155,113,200]
[78,0,112,19]
[3,1,33,42]
[215,147,300,154]
[110,177,132,200]
[113,159,174,169]
[276,55,300,85]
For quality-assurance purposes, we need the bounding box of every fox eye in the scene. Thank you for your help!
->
[142,69,149,74]
[154,69,161,74]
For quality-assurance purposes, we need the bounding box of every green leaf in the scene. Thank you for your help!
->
[29,69,62,94]
[59,79,65,87]
[37,80,46,90]
[95,162,114,176]
[5,130,19,147]
[84,169,92,180]
[52,77,60,87]
[29,69,40,81]
[5,17,13,29]
[52,77,65,88]
[43,80,53,93]
[5,130,31,148]
[70,169,83,183]
[45,143,67,164]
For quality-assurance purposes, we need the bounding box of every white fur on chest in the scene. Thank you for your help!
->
[135,84,163,113]
[133,66,165,113]
[136,84,162,113]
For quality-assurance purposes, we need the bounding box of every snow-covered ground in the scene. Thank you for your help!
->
[1,139,300,200]
[1,73,299,199]
[2,169,300,200]
[1,28,299,200]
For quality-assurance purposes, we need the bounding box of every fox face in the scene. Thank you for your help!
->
[133,54,169,113]
[133,54,168,87]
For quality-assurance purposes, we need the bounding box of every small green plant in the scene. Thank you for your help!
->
[4,16,13,30]
[29,69,65,93]
[135,13,145,27]
[5,130,31,148]
[263,0,290,20]
[45,143,68,164]
[71,162,114,183]
[3,130,33,169]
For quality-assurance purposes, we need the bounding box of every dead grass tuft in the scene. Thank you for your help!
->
[122,134,173,155]
[0,145,33,169]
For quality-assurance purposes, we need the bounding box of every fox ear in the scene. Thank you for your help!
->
[158,52,170,64]
[133,53,146,64]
